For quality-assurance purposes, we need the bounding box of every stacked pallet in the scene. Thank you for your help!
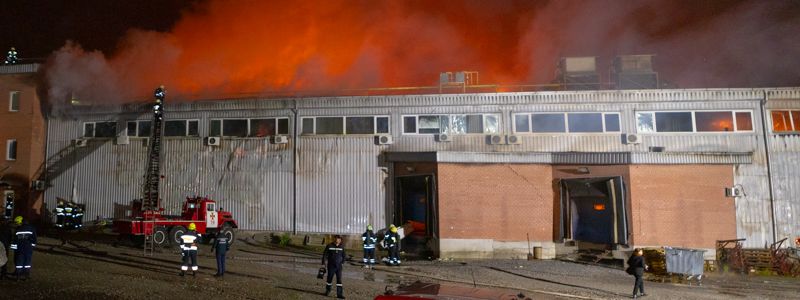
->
[743,249,772,272]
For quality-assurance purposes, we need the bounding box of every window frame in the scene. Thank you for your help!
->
[9,91,20,112]
[126,120,153,137]
[301,115,390,136]
[769,109,800,134]
[635,110,755,134]
[512,112,621,134]
[6,139,17,161]
[209,117,291,138]
[163,119,200,137]
[82,121,118,138]
[401,114,501,135]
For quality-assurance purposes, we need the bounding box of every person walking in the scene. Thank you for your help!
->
[383,225,400,266]
[179,223,201,276]
[361,225,377,269]
[627,248,648,298]
[211,231,230,277]
[321,235,346,299]
[10,216,36,280]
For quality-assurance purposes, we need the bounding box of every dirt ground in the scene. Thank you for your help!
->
[1,230,799,300]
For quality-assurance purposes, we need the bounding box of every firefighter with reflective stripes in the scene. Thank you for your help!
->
[73,205,84,229]
[179,223,200,276]
[361,225,377,269]
[321,235,346,299]
[3,194,13,220]
[64,202,74,229]
[10,216,36,280]
[54,199,65,228]
[5,47,17,65]
[384,224,400,266]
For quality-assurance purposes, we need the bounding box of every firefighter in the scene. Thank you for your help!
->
[10,216,36,280]
[383,224,400,266]
[3,194,13,219]
[321,235,346,299]
[4,47,17,64]
[211,231,230,277]
[361,225,377,269]
[153,85,165,120]
[179,223,200,276]
[73,204,84,229]
[54,199,65,228]
[0,219,12,280]
[64,201,74,230]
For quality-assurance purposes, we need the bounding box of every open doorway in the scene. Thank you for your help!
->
[559,177,629,247]
[395,175,437,259]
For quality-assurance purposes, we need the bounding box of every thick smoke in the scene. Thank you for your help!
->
[45,0,800,104]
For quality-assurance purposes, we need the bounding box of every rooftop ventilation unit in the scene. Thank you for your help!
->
[555,57,600,90]
[375,135,393,145]
[613,55,659,90]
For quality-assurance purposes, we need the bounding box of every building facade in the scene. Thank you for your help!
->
[42,88,800,258]
[0,63,46,222]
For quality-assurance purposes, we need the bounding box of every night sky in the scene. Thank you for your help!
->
[2,0,800,102]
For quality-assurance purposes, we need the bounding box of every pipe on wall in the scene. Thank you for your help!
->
[759,91,778,244]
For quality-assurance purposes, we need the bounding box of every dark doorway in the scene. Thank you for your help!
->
[395,175,437,259]
[559,177,629,245]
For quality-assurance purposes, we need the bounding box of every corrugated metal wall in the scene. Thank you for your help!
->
[41,88,800,245]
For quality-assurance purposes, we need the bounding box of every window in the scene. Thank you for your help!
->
[83,122,117,138]
[514,112,620,133]
[402,114,499,134]
[127,121,152,137]
[302,116,389,135]
[6,140,16,161]
[770,110,800,133]
[637,111,753,133]
[9,91,20,112]
[164,120,199,137]
[210,118,290,137]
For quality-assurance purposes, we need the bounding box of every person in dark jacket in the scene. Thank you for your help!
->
[0,219,13,280]
[211,231,230,277]
[11,216,36,280]
[361,225,377,269]
[627,248,648,298]
[321,235,346,299]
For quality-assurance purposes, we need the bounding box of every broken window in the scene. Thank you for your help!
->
[483,115,499,133]
[636,113,655,133]
[418,116,441,134]
[404,114,499,134]
[531,113,566,133]
[696,111,734,132]
[250,119,277,137]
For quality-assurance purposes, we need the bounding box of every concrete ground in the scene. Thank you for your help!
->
[1,231,799,300]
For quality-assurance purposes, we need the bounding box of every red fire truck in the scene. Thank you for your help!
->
[114,196,238,246]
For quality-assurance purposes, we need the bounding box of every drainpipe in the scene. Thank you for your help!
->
[291,100,298,235]
[759,91,778,244]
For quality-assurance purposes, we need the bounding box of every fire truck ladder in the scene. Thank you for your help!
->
[143,87,165,256]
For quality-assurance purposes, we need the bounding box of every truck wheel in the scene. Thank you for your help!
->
[169,226,187,246]
[153,227,168,246]
[220,226,235,245]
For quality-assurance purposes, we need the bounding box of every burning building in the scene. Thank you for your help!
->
[38,79,800,259]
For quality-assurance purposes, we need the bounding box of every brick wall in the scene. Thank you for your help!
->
[436,163,553,242]
[629,165,736,249]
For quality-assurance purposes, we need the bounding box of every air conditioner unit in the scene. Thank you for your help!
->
[74,138,88,147]
[437,133,452,142]
[32,180,46,191]
[375,135,393,145]
[204,136,221,146]
[506,135,522,145]
[273,135,289,144]
[116,135,130,145]
[489,134,506,145]
[622,133,641,145]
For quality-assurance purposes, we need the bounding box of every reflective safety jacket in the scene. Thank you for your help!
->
[361,230,377,249]
[11,224,36,251]
[384,232,399,248]
[180,230,200,251]
[322,242,346,267]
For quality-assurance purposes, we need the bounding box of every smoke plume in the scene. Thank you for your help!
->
[44,0,800,104]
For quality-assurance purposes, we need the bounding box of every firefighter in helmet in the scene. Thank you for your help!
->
[179,223,201,276]
[73,204,84,229]
[64,201,75,230]
[383,224,400,266]
[321,235,346,299]
[4,47,17,65]
[361,225,377,269]
[54,199,65,228]
[11,216,36,280]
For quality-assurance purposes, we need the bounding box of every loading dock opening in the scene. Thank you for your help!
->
[395,174,438,259]
[560,176,629,247]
